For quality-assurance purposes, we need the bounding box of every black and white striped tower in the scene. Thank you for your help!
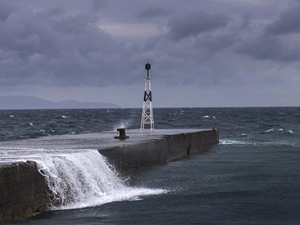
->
[140,63,154,130]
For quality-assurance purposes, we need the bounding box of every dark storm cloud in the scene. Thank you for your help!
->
[167,11,229,41]
[239,14,252,29]
[236,35,281,61]
[137,8,169,19]
[0,1,142,87]
[195,34,237,52]
[234,2,300,62]
[236,35,300,62]
[265,2,300,35]
[91,0,108,13]
[0,2,14,21]
[0,0,298,93]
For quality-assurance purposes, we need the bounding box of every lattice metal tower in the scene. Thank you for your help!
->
[140,63,154,130]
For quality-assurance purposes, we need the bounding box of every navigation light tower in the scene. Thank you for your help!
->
[140,63,154,130]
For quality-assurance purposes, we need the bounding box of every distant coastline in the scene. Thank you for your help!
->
[0,96,119,110]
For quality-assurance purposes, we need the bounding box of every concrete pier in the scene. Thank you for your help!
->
[0,129,219,221]
[99,129,219,173]
[0,161,49,220]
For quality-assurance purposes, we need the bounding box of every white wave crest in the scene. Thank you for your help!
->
[34,149,167,210]
[220,139,248,145]
[263,128,274,133]
[220,139,297,147]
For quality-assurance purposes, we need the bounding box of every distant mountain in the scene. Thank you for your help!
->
[0,96,119,109]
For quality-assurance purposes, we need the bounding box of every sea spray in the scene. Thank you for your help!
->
[34,149,167,210]
[113,120,131,131]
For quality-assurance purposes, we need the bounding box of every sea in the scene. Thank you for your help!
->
[0,107,300,225]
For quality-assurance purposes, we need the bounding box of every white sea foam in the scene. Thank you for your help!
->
[36,150,167,210]
[264,128,274,133]
[220,139,248,145]
[286,130,293,134]
[220,139,297,147]
[0,148,167,210]
[202,115,210,119]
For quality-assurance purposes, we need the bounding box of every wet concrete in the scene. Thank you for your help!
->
[99,129,219,173]
[0,129,219,221]
[0,129,209,150]
[0,161,49,221]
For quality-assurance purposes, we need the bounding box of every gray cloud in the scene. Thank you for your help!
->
[195,34,237,52]
[239,14,252,29]
[91,0,108,13]
[137,8,169,19]
[265,2,300,35]
[236,35,283,61]
[0,2,142,87]
[1,0,300,107]
[0,2,14,21]
[236,34,300,62]
[167,11,229,41]
[234,2,300,62]
[0,1,234,89]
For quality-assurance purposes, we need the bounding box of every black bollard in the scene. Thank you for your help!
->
[114,128,129,139]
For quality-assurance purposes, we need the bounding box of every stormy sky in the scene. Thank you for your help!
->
[0,0,300,107]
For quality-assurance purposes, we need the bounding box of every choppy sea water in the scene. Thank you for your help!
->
[1,107,300,225]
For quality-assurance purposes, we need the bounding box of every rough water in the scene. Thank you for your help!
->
[0,107,300,224]
[37,149,166,210]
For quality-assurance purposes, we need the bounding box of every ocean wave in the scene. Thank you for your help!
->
[262,128,294,135]
[220,140,248,145]
[263,128,274,133]
[0,148,168,210]
[220,139,297,147]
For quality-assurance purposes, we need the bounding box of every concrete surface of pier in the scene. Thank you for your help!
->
[0,129,219,221]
